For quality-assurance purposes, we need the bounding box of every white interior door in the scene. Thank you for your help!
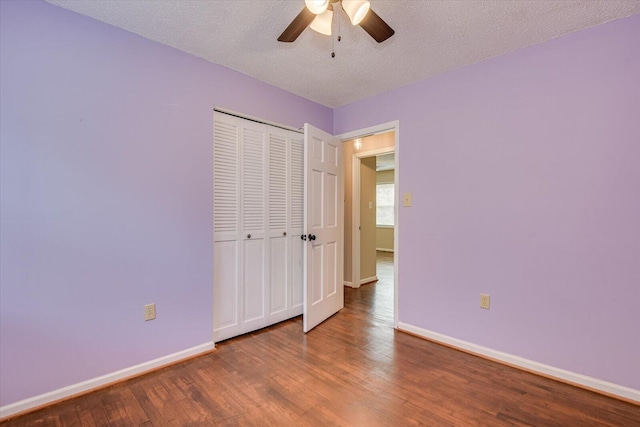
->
[303,124,344,333]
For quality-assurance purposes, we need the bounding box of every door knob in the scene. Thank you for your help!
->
[247,234,251,239]
[283,232,287,236]
[308,234,316,241]
[301,234,307,241]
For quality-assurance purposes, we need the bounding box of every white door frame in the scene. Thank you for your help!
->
[338,121,399,328]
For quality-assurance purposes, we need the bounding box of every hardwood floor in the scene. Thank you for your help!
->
[3,251,639,426]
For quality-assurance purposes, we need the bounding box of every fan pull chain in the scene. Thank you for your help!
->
[331,6,342,58]
[331,34,335,58]
[338,6,342,42]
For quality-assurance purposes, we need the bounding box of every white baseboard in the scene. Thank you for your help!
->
[376,248,394,253]
[0,341,215,419]
[397,322,640,404]
[344,277,379,288]
[361,276,378,285]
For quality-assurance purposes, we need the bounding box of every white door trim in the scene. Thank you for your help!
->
[213,107,303,134]
[338,121,400,328]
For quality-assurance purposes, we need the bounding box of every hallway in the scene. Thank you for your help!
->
[3,254,639,425]
[348,251,394,326]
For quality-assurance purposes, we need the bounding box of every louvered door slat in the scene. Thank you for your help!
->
[214,121,239,236]
[243,128,265,233]
[269,134,287,231]
[290,137,304,230]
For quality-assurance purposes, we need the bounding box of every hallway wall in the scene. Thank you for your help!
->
[376,169,395,252]
[360,157,377,282]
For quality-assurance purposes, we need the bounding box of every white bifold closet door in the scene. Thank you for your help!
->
[213,113,304,342]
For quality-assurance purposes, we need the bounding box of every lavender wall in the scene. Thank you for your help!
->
[335,14,640,390]
[0,0,331,406]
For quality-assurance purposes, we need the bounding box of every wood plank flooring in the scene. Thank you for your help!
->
[3,252,639,426]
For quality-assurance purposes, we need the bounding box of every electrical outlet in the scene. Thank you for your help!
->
[480,294,490,310]
[403,193,412,207]
[144,303,156,321]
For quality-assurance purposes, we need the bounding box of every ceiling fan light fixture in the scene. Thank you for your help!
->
[342,0,370,25]
[310,9,333,36]
[305,0,330,15]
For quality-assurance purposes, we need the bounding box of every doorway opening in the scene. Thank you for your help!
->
[340,122,399,327]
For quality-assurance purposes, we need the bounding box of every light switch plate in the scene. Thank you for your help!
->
[403,193,412,207]
[144,303,156,321]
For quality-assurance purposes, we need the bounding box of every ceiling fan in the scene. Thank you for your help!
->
[278,0,394,44]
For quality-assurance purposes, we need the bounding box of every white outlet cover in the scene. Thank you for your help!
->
[480,294,490,309]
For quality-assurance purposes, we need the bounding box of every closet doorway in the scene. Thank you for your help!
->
[212,110,344,343]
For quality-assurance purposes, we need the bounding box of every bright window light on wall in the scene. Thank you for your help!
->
[376,182,394,226]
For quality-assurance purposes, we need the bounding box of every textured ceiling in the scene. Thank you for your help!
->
[45,0,640,108]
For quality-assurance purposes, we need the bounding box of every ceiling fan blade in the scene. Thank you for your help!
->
[359,8,395,43]
[278,7,316,42]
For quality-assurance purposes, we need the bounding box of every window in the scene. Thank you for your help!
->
[376,183,395,226]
